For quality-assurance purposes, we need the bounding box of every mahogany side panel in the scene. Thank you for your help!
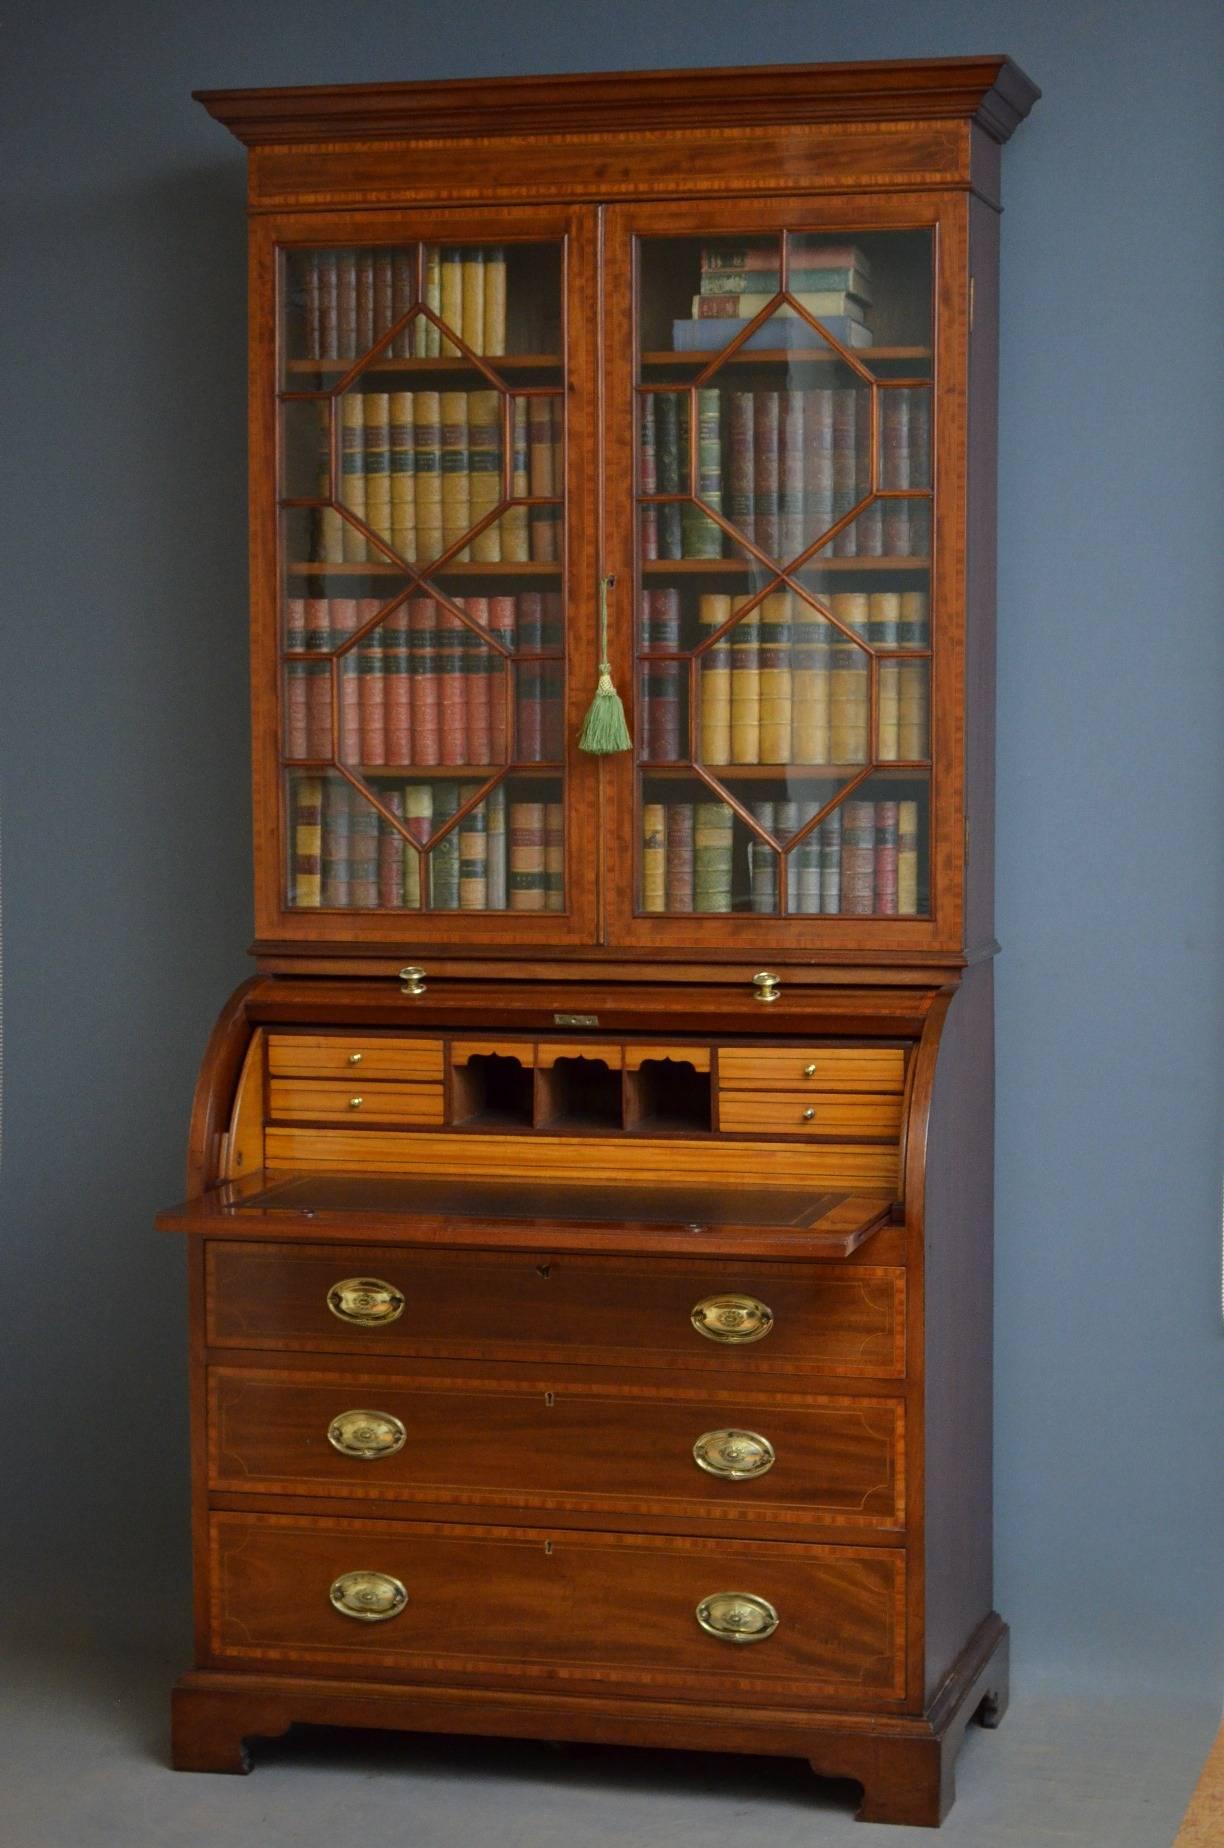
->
[964,193,1001,956]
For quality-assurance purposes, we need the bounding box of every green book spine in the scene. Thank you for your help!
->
[693,801,733,912]
[429,780,462,909]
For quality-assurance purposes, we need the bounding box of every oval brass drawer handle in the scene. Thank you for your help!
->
[693,1428,775,1480]
[691,1293,773,1344]
[329,1570,408,1622]
[327,1277,405,1327]
[695,1591,779,1644]
[328,1409,407,1460]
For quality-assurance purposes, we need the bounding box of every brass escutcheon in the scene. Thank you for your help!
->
[328,1409,407,1460]
[695,1591,779,1644]
[693,1428,776,1480]
[690,1293,774,1345]
[329,1570,408,1622]
[327,1277,406,1327]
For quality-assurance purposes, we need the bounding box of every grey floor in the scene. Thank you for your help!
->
[2,1638,1216,1848]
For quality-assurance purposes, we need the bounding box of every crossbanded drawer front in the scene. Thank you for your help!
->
[268,1080,444,1126]
[717,1048,907,1093]
[206,1243,905,1379]
[209,1512,906,1706]
[208,1366,905,1532]
[267,1035,444,1083]
[718,1093,903,1139]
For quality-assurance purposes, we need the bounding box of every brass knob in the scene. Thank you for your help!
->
[327,1277,405,1327]
[328,1410,407,1460]
[348,1095,364,1110]
[752,971,780,1004]
[347,1051,363,1066]
[695,1592,779,1644]
[329,1570,408,1623]
[400,964,426,996]
[693,1429,775,1480]
[691,1293,773,1345]
[803,1062,817,1078]
[802,1107,816,1122]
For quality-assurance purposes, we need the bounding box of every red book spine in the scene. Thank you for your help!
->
[349,795,379,907]
[753,390,780,558]
[639,392,658,560]
[643,588,681,762]
[778,390,805,560]
[727,391,755,542]
[882,389,910,555]
[355,249,375,353]
[460,597,493,763]
[378,788,405,906]
[840,799,875,915]
[665,802,695,911]
[383,602,412,764]
[317,252,339,359]
[854,392,883,555]
[391,251,414,357]
[409,597,440,766]
[373,251,394,346]
[357,598,385,766]
[303,258,321,361]
[303,597,332,759]
[437,606,467,764]
[487,595,517,760]
[337,252,357,357]
[516,591,544,761]
[328,598,360,763]
[874,799,898,915]
[831,388,858,556]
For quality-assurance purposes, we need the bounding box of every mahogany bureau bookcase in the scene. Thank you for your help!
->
[160,56,1038,1828]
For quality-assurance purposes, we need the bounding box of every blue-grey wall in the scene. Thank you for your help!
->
[2,1,1221,1699]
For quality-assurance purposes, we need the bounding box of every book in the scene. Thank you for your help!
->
[829,593,870,762]
[402,783,433,907]
[541,592,565,760]
[545,801,564,911]
[898,659,929,760]
[337,252,358,358]
[672,316,873,351]
[641,588,682,762]
[458,798,488,910]
[413,391,443,561]
[729,600,761,764]
[315,252,338,359]
[487,595,516,758]
[483,247,507,357]
[349,791,379,907]
[898,590,931,650]
[528,396,557,561]
[874,799,898,915]
[779,390,805,559]
[339,393,367,561]
[642,803,666,912]
[391,251,413,357]
[461,247,485,353]
[655,392,683,560]
[791,802,823,914]
[429,780,462,908]
[697,593,732,764]
[841,798,875,916]
[373,251,394,350]
[383,602,412,764]
[758,590,793,763]
[831,388,858,555]
[439,247,463,356]
[753,391,780,558]
[468,390,502,562]
[458,596,492,763]
[854,391,883,556]
[749,801,777,913]
[388,392,416,559]
[820,803,842,914]
[486,784,507,909]
[693,290,868,322]
[791,598,830,764]
[363,392,391,560]
[302,255,322,359]
[437,606,467,765]
[699,240,871,275]
[909,388,932,489]
[897,799,920,916]
[331,599,361,762]
[355,250,375,354]
[440,390,471,560]
[378,788,406,907]
[408,597,440,766]
[639,392,658,559]
[357,605,386,766]
[284,599,310,760]
[803,386,835,540]
[515,591,544,761]
[508,799,546,910]
[322,776,352,906]
[504,397,531,561]
[665,802,694,912]
[726,391,754,540]
[693,802,733,912]
[416,246,442,358]
[681,388,722,559]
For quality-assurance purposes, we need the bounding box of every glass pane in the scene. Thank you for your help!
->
[421,774,564,913]
[784,776,930,918]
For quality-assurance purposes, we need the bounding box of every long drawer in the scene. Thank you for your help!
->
[268,1080,444,1126]
[718,1092,903,1139]
[717,1047,907,1093]
[268,1035,444,1082]
[209,1511,906,1707]
[208,1366,905,1532]
[206,1242,905,1380]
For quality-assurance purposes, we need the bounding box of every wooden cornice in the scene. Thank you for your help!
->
[195,55,1039,150]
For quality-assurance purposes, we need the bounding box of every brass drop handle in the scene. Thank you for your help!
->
[693,1429,775,1480]
[691,1293,774,1344]
[329,1570,408,1622]
[328,1410,407,1460]
[695,1591,779,1644]
[803,1063,817,1078]
[802,1107,816,1122]
[348,1095,364,1110]
[347,1051,363,1066]
[327,1277,406,1327]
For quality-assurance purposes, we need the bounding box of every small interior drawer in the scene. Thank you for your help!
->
[268,1079,444,1126]
[268,1035,444,1083]
[719,1092,903,1139]
[718,1047,907,1094]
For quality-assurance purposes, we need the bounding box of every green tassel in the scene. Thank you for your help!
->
[579,669,632,754]
[578,574,632,755]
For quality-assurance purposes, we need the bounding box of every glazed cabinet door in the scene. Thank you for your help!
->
[602,196,967,955]
[253,206,600,948]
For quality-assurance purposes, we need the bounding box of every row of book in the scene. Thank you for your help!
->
[298,246,512,360]
[642,798,922,916]
[291,777,565,911]
[640,590,930,766]
[285,594,564,768]
[672,240,876,353]
[640,387,930,561]
[310,391,563,566]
